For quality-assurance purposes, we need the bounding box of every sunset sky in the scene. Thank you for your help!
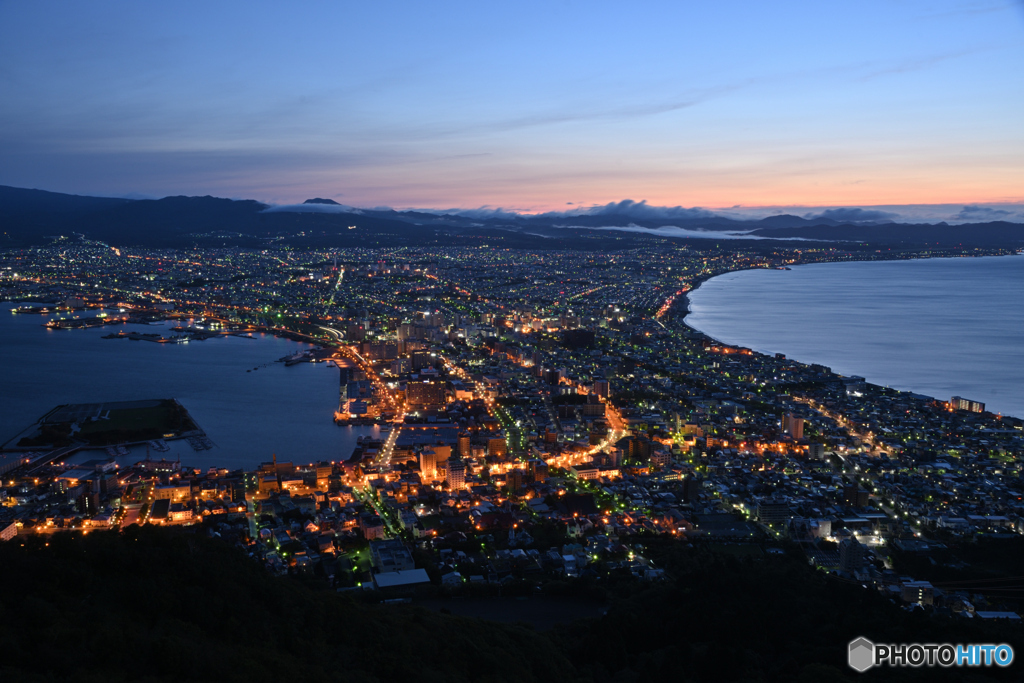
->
[1,1,1022,217]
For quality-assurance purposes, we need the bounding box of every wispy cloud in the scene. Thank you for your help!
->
[856,48,983,82]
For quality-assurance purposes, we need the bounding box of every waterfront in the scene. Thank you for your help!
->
[685,254,1024,418]
[0,305,378,470]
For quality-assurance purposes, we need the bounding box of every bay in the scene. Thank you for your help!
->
[0,306,378,470]
[685,254,1024,419]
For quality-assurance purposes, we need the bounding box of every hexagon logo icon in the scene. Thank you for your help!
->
[848,637,875,672]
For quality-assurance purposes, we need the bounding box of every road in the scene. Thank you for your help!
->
[375,425,402,467]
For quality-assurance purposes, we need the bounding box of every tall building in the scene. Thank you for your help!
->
[757,498,790,525]
[336,362,355,386]
[900,580,934,605]
[843,484,869,508]
[782,413,804,439]
[529,459,549,481]
[623,435,652,465]
[419,448,438,481]
[338,364,356,412]
[839,537,866,573]
[431,444,452,463]
[447,458,466,490]
[682,476,702,503]
[507,468,528,492]
[406,381,445,411]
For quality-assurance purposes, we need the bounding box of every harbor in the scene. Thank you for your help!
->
[1,307,381,470]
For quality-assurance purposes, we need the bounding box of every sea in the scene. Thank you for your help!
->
[0,307,379,471]
[685,253,1024,419]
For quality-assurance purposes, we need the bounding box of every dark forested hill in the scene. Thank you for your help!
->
[0,527,572,683]
[1,528,1020,683]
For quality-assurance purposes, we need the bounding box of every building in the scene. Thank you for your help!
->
[570,465,599,480]
[782,414,804,439]
[809,518,832,539]
[370,539,415,572]
[843,484,869,508]
[406,381,446,411]
[447,458,466,490]
[757,498,790,525]
[950,396,985,413]
[169,503,193,522]
[347,380,375,400]
[419,448,438,481]
[0,520,16,542]
[507,468,528,492]
[372,568,431,591]
[529,459,549,481]
[487,437,507,457]
[682,476,702,503]
[839,537,865,573]
[152,484,191,502]
[359,514,386,540]
[901,580,934,606]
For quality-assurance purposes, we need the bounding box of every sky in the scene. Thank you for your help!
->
[1,1,1023,220]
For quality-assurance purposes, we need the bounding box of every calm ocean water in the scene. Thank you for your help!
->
[685,254,1024,419]
[0,308,378,470]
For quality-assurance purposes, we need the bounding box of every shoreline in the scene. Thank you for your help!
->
[0,311,377,469]
[678,252,1024,420]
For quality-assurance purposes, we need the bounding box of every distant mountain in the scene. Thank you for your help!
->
[0,185,133,238]
[747,221,1024,247]
[0,185,133,215]
[0,186,434,247]
[0,185,1021,249]
[755,214,837,229]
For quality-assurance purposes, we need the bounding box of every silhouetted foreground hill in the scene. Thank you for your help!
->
[0,527,571,683]
[1,529,1020,683]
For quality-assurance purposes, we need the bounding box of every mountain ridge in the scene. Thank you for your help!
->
[1,185,1021,249]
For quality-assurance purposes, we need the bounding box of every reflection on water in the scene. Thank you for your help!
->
[686,255,1024,419]
[0,310,377,470]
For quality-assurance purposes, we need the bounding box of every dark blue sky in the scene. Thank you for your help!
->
[1,1,1022,219]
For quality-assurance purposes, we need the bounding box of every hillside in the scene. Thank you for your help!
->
[1,528,1020,682]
